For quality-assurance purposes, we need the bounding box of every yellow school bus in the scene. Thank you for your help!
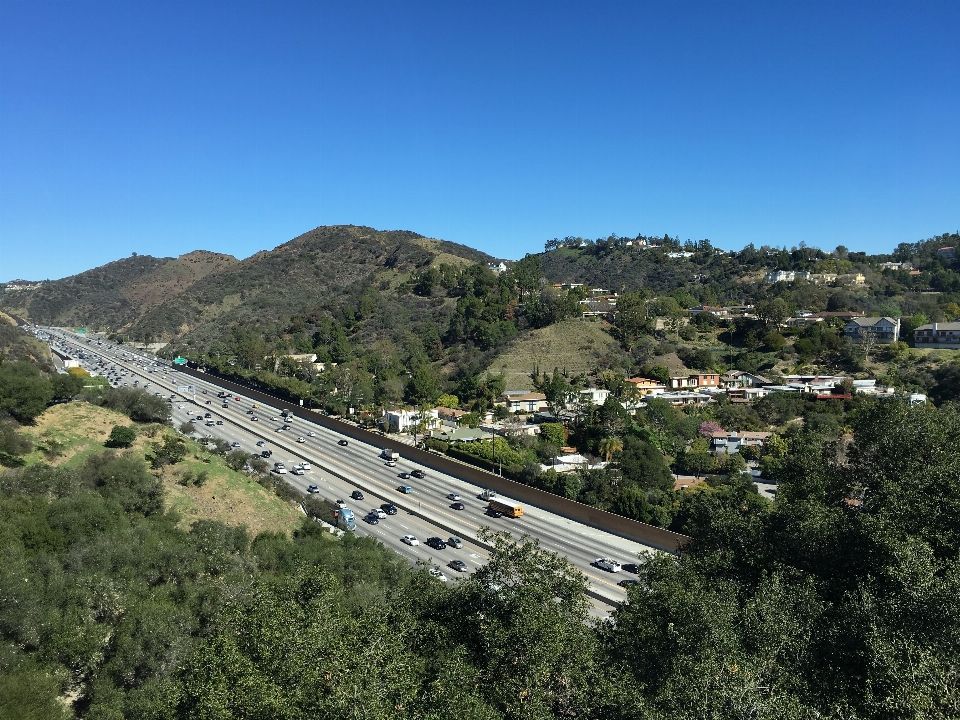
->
[488,499,523,518]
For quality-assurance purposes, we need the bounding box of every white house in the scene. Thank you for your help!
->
[844,317,901,345]
[914,322,960,349]
[385,408,439,433]
[765,270,811,283]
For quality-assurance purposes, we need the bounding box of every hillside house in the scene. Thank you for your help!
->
[385,408,440,433]
[688,305,729,316]
[938,247,956,259]
[914,322,960,349]
[720,370,772,388]
[844,316,901,345]
[765,270,810,283]
[669,373,720,390]
[487,261,508,274]
[625,377,667,396]
[500,392,549,413]
[708,430,771,454]
[659,391,713,406]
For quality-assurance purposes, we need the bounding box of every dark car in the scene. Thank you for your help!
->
[364,514,379,525]
[261,450,272,458]
[411,469,425,479]
[204,413,212,418]
[351,490,364,501]
[618,579,639,588]
[448,560,468,573]
[621,563,640,574]
[381,503,398,515]
[425,537,447,550]
[486,508,503,518]
[451,502,465,510]
[338,439,348,446]
[399,472,410,480]
[306,484,320,494]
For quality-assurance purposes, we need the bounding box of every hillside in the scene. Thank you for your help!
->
[486,319,628,391]
[2,226,493,351]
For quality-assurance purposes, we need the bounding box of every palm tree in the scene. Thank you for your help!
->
[598,436,623,463]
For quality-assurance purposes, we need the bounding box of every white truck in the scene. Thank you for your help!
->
[380,449,400,461]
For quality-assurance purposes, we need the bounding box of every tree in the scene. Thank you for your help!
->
[598,436,623,462]
[620,435,673,491]
[0,421,33,463]
[613,290,651,348]
[225,449,249,471]
[105,424,137,448]
[756,297,793,329]
[539,422,566,447]
[179,421,196,435]
[0,361,54,423]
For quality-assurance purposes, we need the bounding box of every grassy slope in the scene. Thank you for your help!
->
[485,318,629,391]
[20,402,303,536]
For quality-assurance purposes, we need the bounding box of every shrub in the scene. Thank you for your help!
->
[105,424,137,448]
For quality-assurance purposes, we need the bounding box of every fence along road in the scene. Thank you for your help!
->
[178,365,690,554]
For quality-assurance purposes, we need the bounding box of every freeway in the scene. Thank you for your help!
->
[38,327,661,609]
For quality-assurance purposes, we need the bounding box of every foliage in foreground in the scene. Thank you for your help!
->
[1,400,959,718]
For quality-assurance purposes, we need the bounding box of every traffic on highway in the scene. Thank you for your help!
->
[37,327,661,609]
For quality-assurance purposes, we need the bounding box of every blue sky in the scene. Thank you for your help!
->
[2,1,958,281]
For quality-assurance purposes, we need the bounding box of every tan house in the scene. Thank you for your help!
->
[625,377,667,396]
[501,392,549,413]
[669,373,720,390]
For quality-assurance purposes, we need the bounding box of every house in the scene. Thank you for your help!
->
[487,261,508,274]
[808,273,838,285]
[726,386,775,402]
[429,426,492,443]
[838,273,866,285]
[914,322,960,349]
[688,305,729,316]
[385,408,440,433]
[720,370,772,388]
[539,453,606,474]
[625,377,667,396]
[659,391,713,406]
[669,373,720,390]
[844,317,901,344]
[938,247,956,259]
[579,299,616,318]
[879,262,911,271]
[809,311,865,321]
[765,270,810,283]
[435,407,469,426]
[577,388,611,406]
[708,430,771,454]
[666,251,694,259]
[501,392,549,413]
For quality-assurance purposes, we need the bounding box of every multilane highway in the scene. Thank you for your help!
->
[41,328,662,609]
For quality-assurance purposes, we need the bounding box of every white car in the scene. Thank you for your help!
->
[274,467,287,474]
[307,431,316,437]
[372,508,386,519]
[401,535,419,546]
[594,558,622,573]
[178,404,184,409]
[447,493,461,501]
[291,467,304,476]
[428,567,448,582]
[385,460,397,467]
[299,462,311,470]
[296,437,306,443]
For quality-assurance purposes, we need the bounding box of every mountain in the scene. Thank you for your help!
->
[2,226,493,349]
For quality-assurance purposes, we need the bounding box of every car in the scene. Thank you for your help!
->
[215,420,224,425]
[274,467,287,474]
[385,460,397,467]
[308,431,316,437]
[261,450,272,458]
[364,514,379,524]
[296,437,306,443]
[271,417,280,421]
[486,508,503,518]
[451,502,465,510]
[204,412,212,418]
[235,397,241,401]
[222,403,229,408]
[205,400,212,405]
[401,535,419,546]
[399,472,410,479]
[178,404,184,409]
[397,485,413,494]
[593,558,622,573]
[411,469,425,479]
[425,537,447,550]
[447,493,461,501]
[428,567,447,581]
[447,537,463,549]
[372,508,386,519]
[247,409,254,414]
[291,467,305,476]
[202,390,207,394]
[306,484,320,493]
[382,504,398,515]
[618,579,640,588]
[299,462,311,470]
[337,439,348,446]
[621,563,640,574]
[448,560,468,573]
[231,441,241,447]
[251,416,259,421]
[256,440,265,447]
[275,427,284,432]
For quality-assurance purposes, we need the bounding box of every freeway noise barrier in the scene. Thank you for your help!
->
[177,365,691,553]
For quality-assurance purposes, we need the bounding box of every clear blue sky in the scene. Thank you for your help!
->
[2,1,958,281]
